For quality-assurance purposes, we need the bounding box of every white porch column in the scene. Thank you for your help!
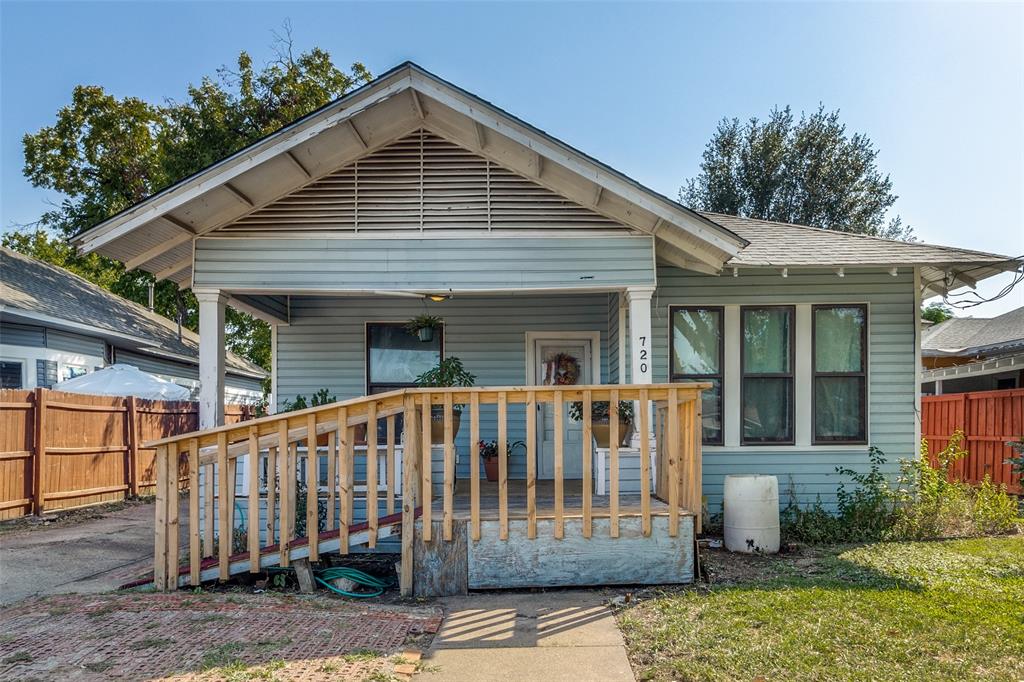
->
[195,289,227,429]
[625,286,656,385]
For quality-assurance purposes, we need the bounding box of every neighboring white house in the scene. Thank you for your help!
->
[1,247,267,402]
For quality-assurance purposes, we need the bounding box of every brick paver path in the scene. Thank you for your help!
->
[0,592,441,681]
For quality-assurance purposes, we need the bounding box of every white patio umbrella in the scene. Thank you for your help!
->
[53,363,191,401]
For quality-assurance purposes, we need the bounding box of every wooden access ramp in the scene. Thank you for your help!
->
[175,510,411,588]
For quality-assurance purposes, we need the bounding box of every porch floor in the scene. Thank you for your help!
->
[429,480,681,522]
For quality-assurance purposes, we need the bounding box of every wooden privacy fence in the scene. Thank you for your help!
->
[0,388,256,520]
[147,383,707,594]
[922,388,1023,494]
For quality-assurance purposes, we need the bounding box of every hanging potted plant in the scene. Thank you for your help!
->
[478,440,525,482]
[569,400,635,448]
[414,356,476,444]
[405,314,443,342]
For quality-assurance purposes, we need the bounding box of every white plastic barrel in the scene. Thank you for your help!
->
[723,474,780,554]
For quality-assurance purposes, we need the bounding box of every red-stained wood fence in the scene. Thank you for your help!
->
[921,388,1024,494]
[0,388,256,520]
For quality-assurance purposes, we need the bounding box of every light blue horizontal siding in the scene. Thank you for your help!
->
[653,266,917,511]
[46,329,106,357]
[194,236,655,291]
[278,293,611,480]
[1,322,46,348]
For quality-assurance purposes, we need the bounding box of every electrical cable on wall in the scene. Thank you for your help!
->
[924,255,1024,310]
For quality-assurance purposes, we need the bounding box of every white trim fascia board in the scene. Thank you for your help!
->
[76,72,416,252]
[409,71,745,256]
[523,331,602,386]
[211,284,656,297]
[921,353,1024,381]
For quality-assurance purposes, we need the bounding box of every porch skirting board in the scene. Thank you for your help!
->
[412,514,695,597]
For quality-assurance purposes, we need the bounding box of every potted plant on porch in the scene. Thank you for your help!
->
[405,314,443,342]
[414,356,476,444]
[478,440,526,482]
[568,400,635,448]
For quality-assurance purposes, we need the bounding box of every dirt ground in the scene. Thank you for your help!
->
[0,591,442,681]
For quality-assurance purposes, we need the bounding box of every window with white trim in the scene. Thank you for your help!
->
[669,306,724,445]
[813,304,867,443]
[741,306,795,444]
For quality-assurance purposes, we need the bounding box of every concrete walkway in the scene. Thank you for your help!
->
[0,502,157,606]
[419,590,635,681]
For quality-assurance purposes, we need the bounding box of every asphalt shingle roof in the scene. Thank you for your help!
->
[702,212,1011,267]
[921,306,1024,355]
[1,248,265,378]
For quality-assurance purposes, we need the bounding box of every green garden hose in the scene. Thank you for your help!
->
[267,566,391,598]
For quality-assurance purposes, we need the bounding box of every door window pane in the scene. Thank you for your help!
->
[815,307,865,372]
[814,377,865,441]
[742,377,793,443]
[742,308,791,373]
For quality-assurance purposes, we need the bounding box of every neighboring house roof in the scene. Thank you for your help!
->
[921,306,1024,357]
[704,213,1019,295]
[0,248,267,379]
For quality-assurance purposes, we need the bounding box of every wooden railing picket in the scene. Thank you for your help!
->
[420,393,432,542]
[470,392,481,541]
[443,392,454,542]
[327,431,336,530]
[366,401,378,549]
[400,395,418,596]
[337,406,349,552]
[247,426,259,572]
[498,391,509,540]
[609,389,620,539]
[638,390,651,536]
[666,389,680,537]
[266,446,277,548]
[306,413,319,561]
[525,390,537,540]
[153,445,168,590]
[216,432,229,580]
[277,421,290,567]
[553,395,564,540]
[582,390,592,538]
[386,415,396,516]
[188,438,200,584]
[692,393,703,534]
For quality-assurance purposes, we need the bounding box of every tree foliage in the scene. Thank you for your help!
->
[681,106,912,240]
[921,303,954,325]
[9,31,370,375]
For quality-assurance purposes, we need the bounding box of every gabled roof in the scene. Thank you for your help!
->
[704,213,1020,295]
[921,306,1024,357]
[73,62,746,284]
[0,248,266,379]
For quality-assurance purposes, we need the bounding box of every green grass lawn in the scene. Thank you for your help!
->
[617,536,1024,681]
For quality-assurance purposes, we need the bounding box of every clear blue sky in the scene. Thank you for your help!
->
[2,1,1021,315]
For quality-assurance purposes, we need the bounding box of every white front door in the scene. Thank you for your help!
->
[534,338,594,480]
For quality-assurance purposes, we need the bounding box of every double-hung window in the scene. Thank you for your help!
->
[366,322,443,439]
[741,306,794,444]
[669,306,724,445]
[813,305,867,443]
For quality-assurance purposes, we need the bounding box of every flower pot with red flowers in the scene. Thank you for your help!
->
[478,440,526,482]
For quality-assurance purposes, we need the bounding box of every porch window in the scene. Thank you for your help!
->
[669,306,723,444]
[366,322,443,438]
[813,305,867,443]
[741,306,794,444]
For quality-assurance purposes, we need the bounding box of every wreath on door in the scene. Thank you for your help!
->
[544,352,581,386]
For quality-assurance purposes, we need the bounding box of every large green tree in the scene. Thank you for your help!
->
[681,106,912,240]
[8,36,370,375]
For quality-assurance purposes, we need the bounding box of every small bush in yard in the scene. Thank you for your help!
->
[781,432,1020,544]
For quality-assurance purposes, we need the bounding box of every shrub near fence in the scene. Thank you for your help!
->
[0,388,255,521]
[921,388,1024,494]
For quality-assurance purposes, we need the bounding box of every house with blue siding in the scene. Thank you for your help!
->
[1,248,266,401]
[73,64,1020,593]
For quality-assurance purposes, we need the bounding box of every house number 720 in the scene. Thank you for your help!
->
[638,335,648,374]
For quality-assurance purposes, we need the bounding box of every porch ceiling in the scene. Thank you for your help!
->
[73,63,746,288]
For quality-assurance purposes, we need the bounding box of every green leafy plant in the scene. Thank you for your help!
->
[1005,439,1024,485]
[282,388,335,412]
[294,478,327,538]
[404,314,443,335]
[415,357,476,414]
[567,400,635,423]
[478,440,525,460]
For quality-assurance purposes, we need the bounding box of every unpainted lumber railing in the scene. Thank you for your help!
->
[148,384,707,595]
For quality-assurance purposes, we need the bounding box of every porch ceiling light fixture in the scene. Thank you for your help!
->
[425,292,453,302]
